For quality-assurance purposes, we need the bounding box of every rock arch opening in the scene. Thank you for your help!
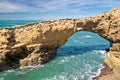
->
[57,31,110,55]
[56,31,110,79]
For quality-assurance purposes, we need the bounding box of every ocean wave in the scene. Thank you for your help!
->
[6,69,15,73]
[91,65,104,80]
[98,50,106,54]
[44,58,104,80]
[73,40,84,44]
[19,64,44,69]
[0,24,23,28]
[77,35,93,39]
[45,73,67,80]
[84,35,93,38]
[0,78,4,80]
[59,58,68,64]
[15,65,45,75]
[1,64,45,76]
[92,50,106,54]
[12,25,23,27]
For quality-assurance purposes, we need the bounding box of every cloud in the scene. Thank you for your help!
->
[0,0,120,12]
[0,0,37,12]
[32,0,93,11]
[0,1,21,12]
[33,0,120,9]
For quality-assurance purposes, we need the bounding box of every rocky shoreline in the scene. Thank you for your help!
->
[93,63,113,80]
[0,8,120,80]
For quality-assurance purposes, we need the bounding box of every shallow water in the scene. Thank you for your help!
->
[0,20,38,28]
[0,21,110,80]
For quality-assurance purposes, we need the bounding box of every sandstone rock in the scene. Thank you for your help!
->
[0,8,120,80]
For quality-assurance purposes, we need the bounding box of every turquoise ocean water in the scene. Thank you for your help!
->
[0,20,110,80]
[0,20,38,28]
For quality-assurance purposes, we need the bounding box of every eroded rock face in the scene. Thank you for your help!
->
[0,8,120,80]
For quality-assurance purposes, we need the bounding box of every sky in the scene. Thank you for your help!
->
[0,0,120,20]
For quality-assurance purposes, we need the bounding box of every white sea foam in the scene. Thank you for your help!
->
[91,65,105,80]
[59,59,67,63]
[59,56,70,64]
[77,35,93,39]
[46,57,104,80]
[73,39,83,43]
[13,25,23,27]
[45,73,68,80]
[17,65,45,74]
[88,50,106,80]
[0,78,4,80]
[98,50,106,54]
[93,50,106,54]
[70,55,75,58]
[6,69,15,73]
[84,35,93,38]
[2,64,45,76]
[19,64,44,69]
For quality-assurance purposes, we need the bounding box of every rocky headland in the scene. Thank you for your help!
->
[0,8,120,80]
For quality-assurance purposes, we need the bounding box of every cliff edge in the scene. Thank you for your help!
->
[0,8,120,80]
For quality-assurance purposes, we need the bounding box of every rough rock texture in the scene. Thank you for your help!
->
[0,8,120,80]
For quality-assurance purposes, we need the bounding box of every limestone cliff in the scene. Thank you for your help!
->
[0,8,120,80]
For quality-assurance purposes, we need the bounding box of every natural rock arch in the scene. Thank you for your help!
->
[0,8,120,79]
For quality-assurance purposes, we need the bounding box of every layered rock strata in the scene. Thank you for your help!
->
[0,8,120,80]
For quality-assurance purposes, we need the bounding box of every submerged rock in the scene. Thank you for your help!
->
[0,8,120,80]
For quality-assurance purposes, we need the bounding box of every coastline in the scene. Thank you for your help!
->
[91,50,106,80]
[91,64,104,80]
[92,63,113,80]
